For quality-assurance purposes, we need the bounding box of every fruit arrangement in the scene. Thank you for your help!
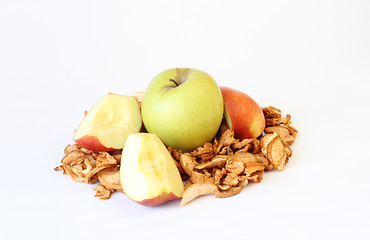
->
[55,68,298,206]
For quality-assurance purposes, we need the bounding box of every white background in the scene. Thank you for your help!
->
[1,0,369,239]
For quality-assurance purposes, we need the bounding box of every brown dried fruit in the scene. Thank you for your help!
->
[225,160,244,175]
[231,138,253,150]
[282,140,292,157]
[263,106,294,128]
[222,173,239,186]
[214,168,227,185]
[244,161,265,177]
[238,176,249,187]
[189,171,209,184]
[217,118,230,137]
[230,151,256,166]
[61,150,86,165]
[173,160,188,181]
[251,138,261,153]
[94,152,117,166]
[218,184,232,191]
[180,183,218,206]
[184,181,192,190]
[202,168,212,177]
[263,106,282,127]
[98,167,122,190]
[84,152,118,184]
[191,142,214,161]
[54,165,64,172]
[265,125,296,145]
[216,129,236,153]
[214,186,243,198]
[218,146,234,155]
[109,149,122,164]
[168,147,182,161]
[267,138,288,171]
[206,176,215,184]
[263,106,281,119]
[179,153,198,176]
[195,155,229,170]
[254,153,273,171]
[260,132,279,156]
[286,124,298,136]
[247,171,264,183]
[94,184,115,200]
[64,144,81,155]
[56,148,118,184]
[60,151,96,183]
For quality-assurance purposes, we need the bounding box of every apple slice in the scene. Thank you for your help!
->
[120,133,184,206]
[220,86,265,139]
[73,93,142,151]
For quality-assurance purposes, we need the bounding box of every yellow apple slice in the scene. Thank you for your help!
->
[73,93,142,151]
[120,133,184,206]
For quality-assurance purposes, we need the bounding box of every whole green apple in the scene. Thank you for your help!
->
[141,68,224,152]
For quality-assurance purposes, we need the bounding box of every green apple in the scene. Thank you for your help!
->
[120,133,184,206]
[141,68,224,152]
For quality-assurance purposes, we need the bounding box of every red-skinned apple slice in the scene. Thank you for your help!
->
[120,133,184,206]
[73,93,142,151]
[220,86,265,139]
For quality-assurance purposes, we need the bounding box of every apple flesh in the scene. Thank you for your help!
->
[220,86,265,139]
[73,93,142,151]
[120,133,184,206]
[141,68,224,152]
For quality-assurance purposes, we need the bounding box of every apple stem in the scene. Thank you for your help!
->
[169,79,179,87]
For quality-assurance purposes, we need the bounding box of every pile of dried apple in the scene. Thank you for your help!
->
[55,68,298,206]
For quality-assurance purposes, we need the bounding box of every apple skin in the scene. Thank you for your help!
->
[74,135,116,152]
[120,133,184,206]
[220,86,265,139]
[135,192,179,206]
[73,93,142,151]
[141,68,224,152]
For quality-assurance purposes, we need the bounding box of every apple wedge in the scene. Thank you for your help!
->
[120,133,184,206]
[73,93,142,151]
[220,86,265,139]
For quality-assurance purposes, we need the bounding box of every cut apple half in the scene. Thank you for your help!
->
[120,133,184,206]
[73,93,142,151]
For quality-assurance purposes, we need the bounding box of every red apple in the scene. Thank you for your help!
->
[220,86,265,139]
[73,93,142,151]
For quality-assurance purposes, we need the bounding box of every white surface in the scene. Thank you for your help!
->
[1,0,369,239]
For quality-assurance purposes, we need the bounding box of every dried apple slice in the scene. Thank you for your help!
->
[267,138,287,171]
[94,184,115,200]
[180,182,218,206]
[195,155,229,170]
[98,167,122,190]
[179,153,198,175]
[73,93,142,151]
[214,186,243,198]
[264,125,296,145]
